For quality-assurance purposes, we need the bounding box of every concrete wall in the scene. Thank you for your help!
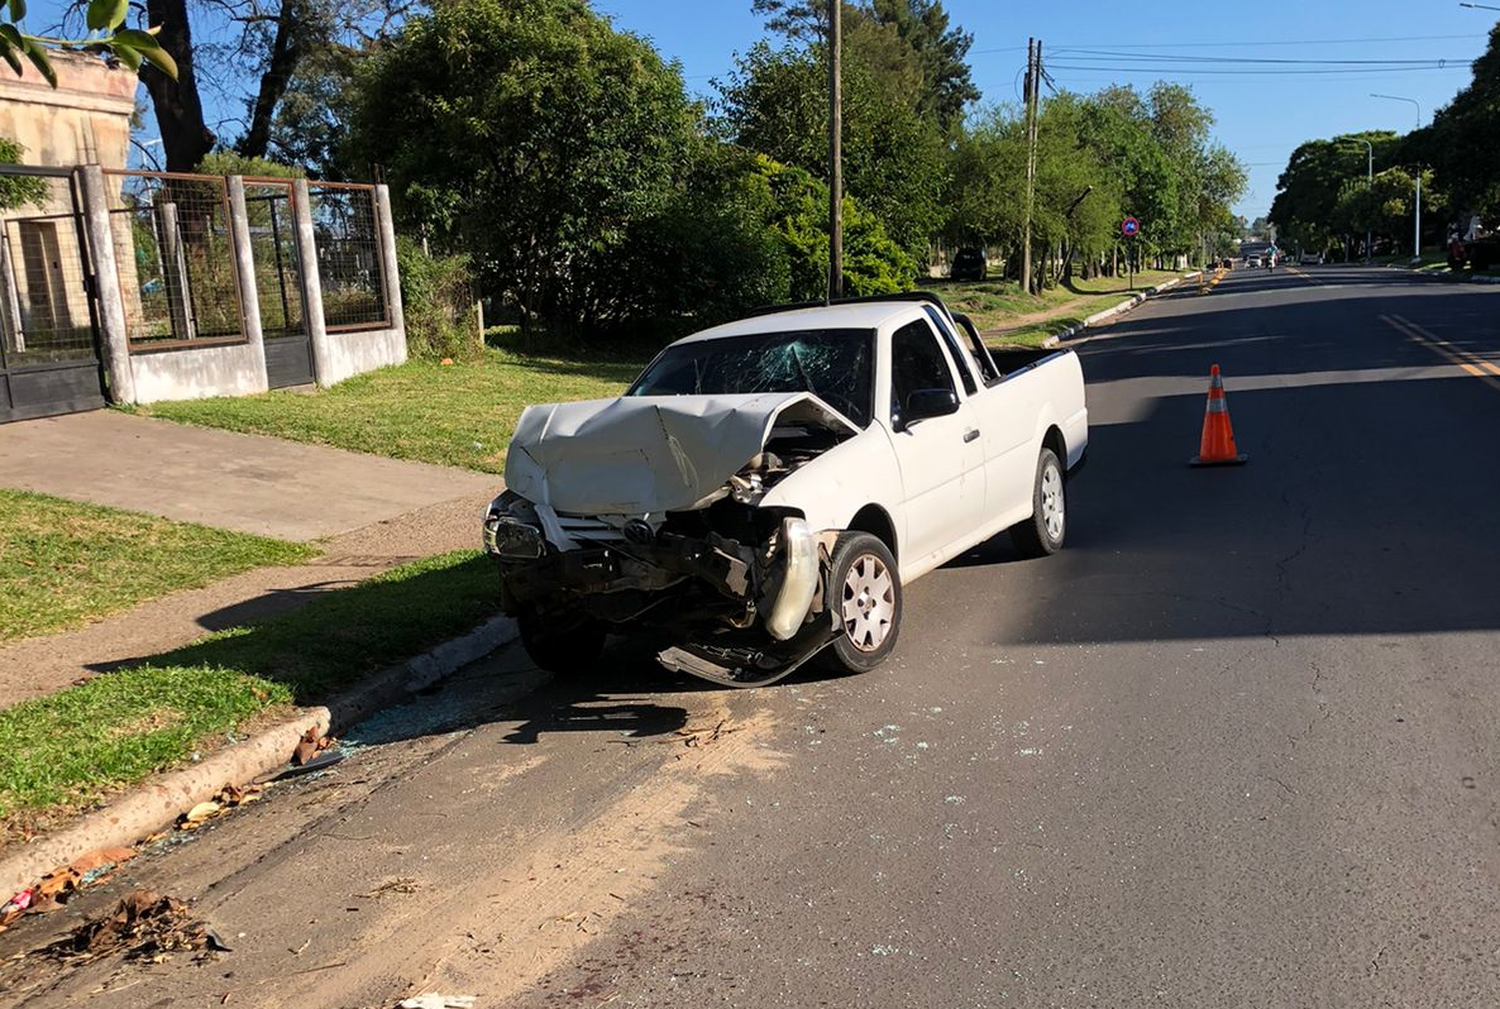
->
[319,326,406,387]
[129,341,269,404]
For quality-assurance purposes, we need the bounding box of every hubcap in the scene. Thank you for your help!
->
[1040,462,1065,542]
[841,553,895,653]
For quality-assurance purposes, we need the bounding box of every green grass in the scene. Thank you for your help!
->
[933,270,1181,337]
[0,550,499,828]
[0,489,316,643]
[132,345,648,474]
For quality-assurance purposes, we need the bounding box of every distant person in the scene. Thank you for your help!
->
[1448,233,1467,271]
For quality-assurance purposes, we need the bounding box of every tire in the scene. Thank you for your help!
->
[821,532,902,675]
[1010,447,1066,559]
[517,605,606,674]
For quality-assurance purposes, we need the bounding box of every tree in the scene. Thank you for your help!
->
[1414,22,1500,223]
[346,0,716,336]
[1270,132,1399,251]
[0,137,45,210]
[750,0,977,129]
[715,33,948,260]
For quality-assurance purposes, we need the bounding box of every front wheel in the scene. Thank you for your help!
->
[517,605,606,674]
[1010,447,1066,558]
[820,532,902,674]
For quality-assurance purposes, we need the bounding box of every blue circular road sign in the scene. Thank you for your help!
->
[1121,217,1140,237]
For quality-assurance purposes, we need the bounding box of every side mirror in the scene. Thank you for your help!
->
[897,388,959,430]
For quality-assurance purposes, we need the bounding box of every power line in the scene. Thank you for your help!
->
[1051,48,1466,66]
[1045,63,1467,76]
[992,33,1487,51]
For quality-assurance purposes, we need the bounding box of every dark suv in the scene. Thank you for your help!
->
[950,247,988,281]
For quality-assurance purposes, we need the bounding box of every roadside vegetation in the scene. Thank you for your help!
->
[0,551,498,835]
[1270,24,1500,260]
[943,270,1181,343]
[0,490,314,643]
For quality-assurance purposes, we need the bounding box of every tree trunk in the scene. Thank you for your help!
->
[238,1,307,160]
[142,0,214,171]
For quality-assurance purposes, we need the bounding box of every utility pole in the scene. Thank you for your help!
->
[826,0,843,303]
[1021,38,1040,295]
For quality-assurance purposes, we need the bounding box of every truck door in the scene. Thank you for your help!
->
[887,318,986,565]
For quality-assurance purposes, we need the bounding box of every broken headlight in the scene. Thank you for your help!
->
[483,492,545,559]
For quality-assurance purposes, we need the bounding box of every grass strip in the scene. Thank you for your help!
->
[133,348,645,474]
[0,550,499,828]
[0,489,316,643]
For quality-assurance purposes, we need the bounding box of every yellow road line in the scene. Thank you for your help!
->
[1379,314,1500,393]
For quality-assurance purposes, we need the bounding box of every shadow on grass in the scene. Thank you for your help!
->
[111,551,500,705]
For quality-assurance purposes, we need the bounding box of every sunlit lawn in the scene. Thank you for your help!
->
[134,346,648,474]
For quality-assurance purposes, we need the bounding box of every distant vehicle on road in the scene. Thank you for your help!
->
[1299,252,1323,265]
[1246,255,1262,268]
[950,247,988,281]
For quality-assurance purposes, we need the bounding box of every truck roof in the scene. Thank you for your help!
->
[674,301,924,346]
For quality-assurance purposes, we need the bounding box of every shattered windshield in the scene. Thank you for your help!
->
[628,328,875,427]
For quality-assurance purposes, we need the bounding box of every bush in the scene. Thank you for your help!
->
[397,237,482,360]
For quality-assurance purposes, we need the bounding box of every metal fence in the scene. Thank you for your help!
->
[242,179,304,338]
[308,182,388,330]
[105,170,244,351]
[0,173,97,366]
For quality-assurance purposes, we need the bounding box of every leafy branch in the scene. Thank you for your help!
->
[0,0,177,87]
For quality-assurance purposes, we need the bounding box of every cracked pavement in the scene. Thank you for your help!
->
[4,265,1500,1007]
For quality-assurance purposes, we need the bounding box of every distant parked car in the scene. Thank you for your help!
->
[1299,252,1323,265]
[1246,255,1262,268]
[950,247,988,281]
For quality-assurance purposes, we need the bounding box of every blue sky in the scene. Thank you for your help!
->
[25,0,1498,220]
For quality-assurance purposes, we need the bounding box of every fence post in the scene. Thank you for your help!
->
[290,178,329,386]
[373,183,406,364]
[155,201,196,341]
[226,176,270,393]
[78,165,136,404]
[0,227,22,353]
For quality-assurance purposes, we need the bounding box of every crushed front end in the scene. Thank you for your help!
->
[483,392,856,685]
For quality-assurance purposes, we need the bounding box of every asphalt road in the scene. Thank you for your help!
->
[6,264,1500,1008]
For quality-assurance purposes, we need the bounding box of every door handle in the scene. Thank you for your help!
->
[963,428,981,443]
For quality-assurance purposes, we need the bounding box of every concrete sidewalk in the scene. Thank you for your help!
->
[0,411,495,541]
[0,411,500,707]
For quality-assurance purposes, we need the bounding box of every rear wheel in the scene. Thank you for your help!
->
[1010,447,1066,558]
[517,605,606,674]
[821,532,902,674]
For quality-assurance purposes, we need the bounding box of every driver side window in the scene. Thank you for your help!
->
[890,320,955,421]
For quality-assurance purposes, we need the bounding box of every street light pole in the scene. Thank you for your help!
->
[1370,94,1424,258]
[1341,137,1373,262]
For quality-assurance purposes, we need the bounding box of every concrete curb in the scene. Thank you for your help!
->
[1038,273,1198,349]
[0,615,518,899]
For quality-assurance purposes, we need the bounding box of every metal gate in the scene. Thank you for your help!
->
[243,179,312,388]
[0,165,106,423]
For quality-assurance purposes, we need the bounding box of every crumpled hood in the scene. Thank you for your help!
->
[505,392,856,515]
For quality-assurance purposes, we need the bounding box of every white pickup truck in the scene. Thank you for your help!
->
[484,293,1088,686]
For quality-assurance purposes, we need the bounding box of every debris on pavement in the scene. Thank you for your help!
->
[176,784,263,831]
[0,888,34,927]
[397,995,477,1009]
[362,877,420,899]
[262,750,345,781]
[0,846,140,931]
[34,889,223,965]
[292,728,338,766]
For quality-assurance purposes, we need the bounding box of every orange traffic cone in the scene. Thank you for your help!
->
[1189,364,1248,466]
